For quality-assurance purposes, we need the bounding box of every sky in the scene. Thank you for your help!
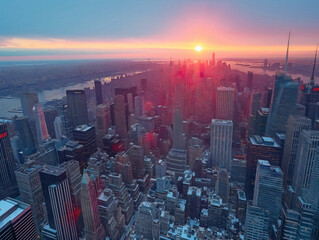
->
[0,0,319,60]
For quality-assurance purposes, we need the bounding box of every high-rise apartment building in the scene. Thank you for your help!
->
[210,119,233,171]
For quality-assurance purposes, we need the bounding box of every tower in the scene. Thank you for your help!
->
[40,166,78,240]
[253,160,283,224]
[0,124,18,199]
[265,33,298,137]
[95,104,111,148]
[95,79,103,106]
[66,90,89,128]
[14,116,36,156]
[54,116,63,140]
[114,95,128,139]
[33,102,49,145]
[281,116,311,187]
[81,170,106,240]
[210,119,233,171]
[216,86,235,120]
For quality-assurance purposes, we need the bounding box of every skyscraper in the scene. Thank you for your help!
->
[210,119,233,171]
[54,116,63,140]
[254,107,269,136]
[293,130,319,198]
[281,116,311,187]
[247,71,253,89]
[95,79,103,106]
[15,162,45,233]
[40,166,78,240]
[114,95,128,139]
[0,124,18,199]
[246,135,282,199]
[265,34,298,137]
[166,106,187,177]
[33,102,49,144]
[0,198,37,240]
[253,160,283,224]
[43,107,58,138]
[216,86,235,120]
[95,103,111,148]
[134,95,145,118]
[81,170,106,240]
[135,201,155,239]
[66,90,89,128]
[215,169,230,204]
[14,116,36,156]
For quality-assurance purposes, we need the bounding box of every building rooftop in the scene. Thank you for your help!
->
[0,198,27,229]
[211,119,233,125]
[40,165,65,176]
[74,124,93,132]
[250,135,280,148]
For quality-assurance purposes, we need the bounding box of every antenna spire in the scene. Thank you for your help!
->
[284,32,291,74]
[310,44,318,85]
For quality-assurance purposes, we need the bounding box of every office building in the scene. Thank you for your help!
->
[265,74,298,137]
[114,95,128,139]
[207,194,228,228]
[13,116,36,156]
[128,144,146,179]
[43,108,58,138]
[0,124,18,199]
[15,162,45,233]
[247,71,253,89]
[231,158,246,186]
[74,125,97,163]
[40,166,78,240]
[134,95,145,118]
[210,119,233,171]
[186,186,202,219]
[246,135,281,199]
[33,102,49,144]
[216,86,235,120]
[53,116,63,140]
[215,169,230,204]
[66,90,89,128]
[81,170,106,240]
[0,198,37,240]
[293,130,319,197]
[281,116,311,187]
[166,105,187,177]
[245,201,270,240]
[95,79,103,105]
[253,160,283,224]
[57,140,86,172]
[254,107,269,136]
[95,104,111,148]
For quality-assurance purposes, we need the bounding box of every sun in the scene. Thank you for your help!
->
[195,45,203,52]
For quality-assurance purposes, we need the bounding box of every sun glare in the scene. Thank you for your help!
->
[195,45,203,52]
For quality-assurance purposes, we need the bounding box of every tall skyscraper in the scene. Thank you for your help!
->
[0,124,18,199]
[81,170,106,240]
[211,52,216,66]
[253,160,283,224]
[33,102,49,144]
[254,107,269,136]
[247,71,253,89]
[14,116,36,156]
[15,162,45,233]
[166,106,187,177]
[215,169,230,204]
[246,135,282,199]
[210,119,233,171]
[66,90,89,128]
[216,86,235,120]
[114,95,128,139]
[43,107,58,138]
[245,201,270,240]
[95,79,103,106]
[54,116,63,140]
[95,104,111,148]
[0,198,37,240]
[128,144,146,179]
[265,34,298,137]
[281,116,311,187]
[293,130,319,198]
[40,166,78,240]
[134,95,145,118]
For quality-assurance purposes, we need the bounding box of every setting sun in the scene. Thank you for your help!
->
[195,45,203,52]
